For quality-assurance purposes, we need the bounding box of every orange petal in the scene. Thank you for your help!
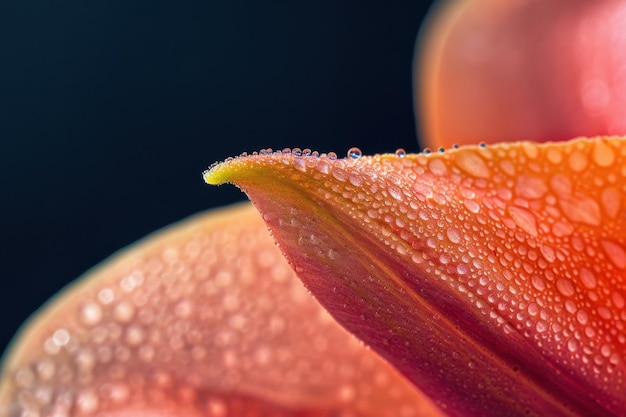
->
[415,0,626,148]
[0,203,442,417]
[206,138,626,416]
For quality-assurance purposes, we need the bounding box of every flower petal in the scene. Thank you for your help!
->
[416,0,626,148]
[206,137,626,416]
[0,203,442,417]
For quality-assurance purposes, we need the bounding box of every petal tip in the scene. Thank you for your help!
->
[203,161,233,185]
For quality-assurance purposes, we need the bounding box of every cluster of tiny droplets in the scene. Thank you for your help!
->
[5,206,433,417]
[266,138,626,413]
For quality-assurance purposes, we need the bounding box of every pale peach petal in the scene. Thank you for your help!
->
[0,203,442,417]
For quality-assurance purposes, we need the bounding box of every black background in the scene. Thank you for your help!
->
[0,1,436,355]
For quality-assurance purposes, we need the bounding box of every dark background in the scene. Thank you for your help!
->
[0,1,436,355]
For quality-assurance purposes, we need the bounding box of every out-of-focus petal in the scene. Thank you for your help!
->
[206,138,626,416]
[0,203,442,417]
[415,0,626,148]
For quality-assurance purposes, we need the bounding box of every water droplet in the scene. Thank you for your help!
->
[601,239,626,269]
[75,389,99,414]
[556,278,575,297]
[579,267,597,289]
[453,149,491,178]
[456,263,470,275]
[125,325,145,346]
[598,306,612,320]
[101,383,130,403]
[559,194,601,226]
[601,187,621,218]
[567,339,579,352]
[515,175,548,199]
[97,288,115,305]
[347,147,362,159]
[507,206,538,236]
[547,148,563,164]
[463,199,480,213]
[531,276,546,291]
[565,300,577,314]
[568,150,588,172]
[327,152,338,160]
[76,349,96,371]
[576,310,589,325]
[552,221,574,237]
[446,227,462,244]
[114,301,135,323]
[52,329,70,347]
[395,148,406,157]
[254,346,272,365]
[592,139,615,167]
[428,158,448,176]
[207,399,227,417]
[388,185,403,201]
[539,244,555,263]
[79,302,102,326]
[550,174,572,195]
[36,359,56,381]
[332,168,346,182]
[612,291,625,309]
[349,172,362,187]
[536,320,548,333]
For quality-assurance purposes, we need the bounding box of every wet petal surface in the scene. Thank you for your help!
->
[206,137,626,417]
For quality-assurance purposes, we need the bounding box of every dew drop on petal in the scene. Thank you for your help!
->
[601,239,626,269]
[515,175,548,199]
[446,227,462,244]
[579,267,597,289]
[79,302,103,326]
[507,206,538,236]
[453,149,491,178]
[395,148,406,157]
[75,389,99,414]
[532,276,546,291]
[601,187,621,218]
[98,288,115,305]
[52,328,70,347]
[463,199,481,214]
[388,185,403,201]
[114,301,135,323]
[556,278,575,297]
[568,150,588,172]
[428,158,448,176]
[536,320,548,333]
[347,147,362,159]
[559,194,601,226]
[612,291,625,309]
[592,139,615,167]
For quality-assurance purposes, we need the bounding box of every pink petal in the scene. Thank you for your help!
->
[0,203,442,417]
